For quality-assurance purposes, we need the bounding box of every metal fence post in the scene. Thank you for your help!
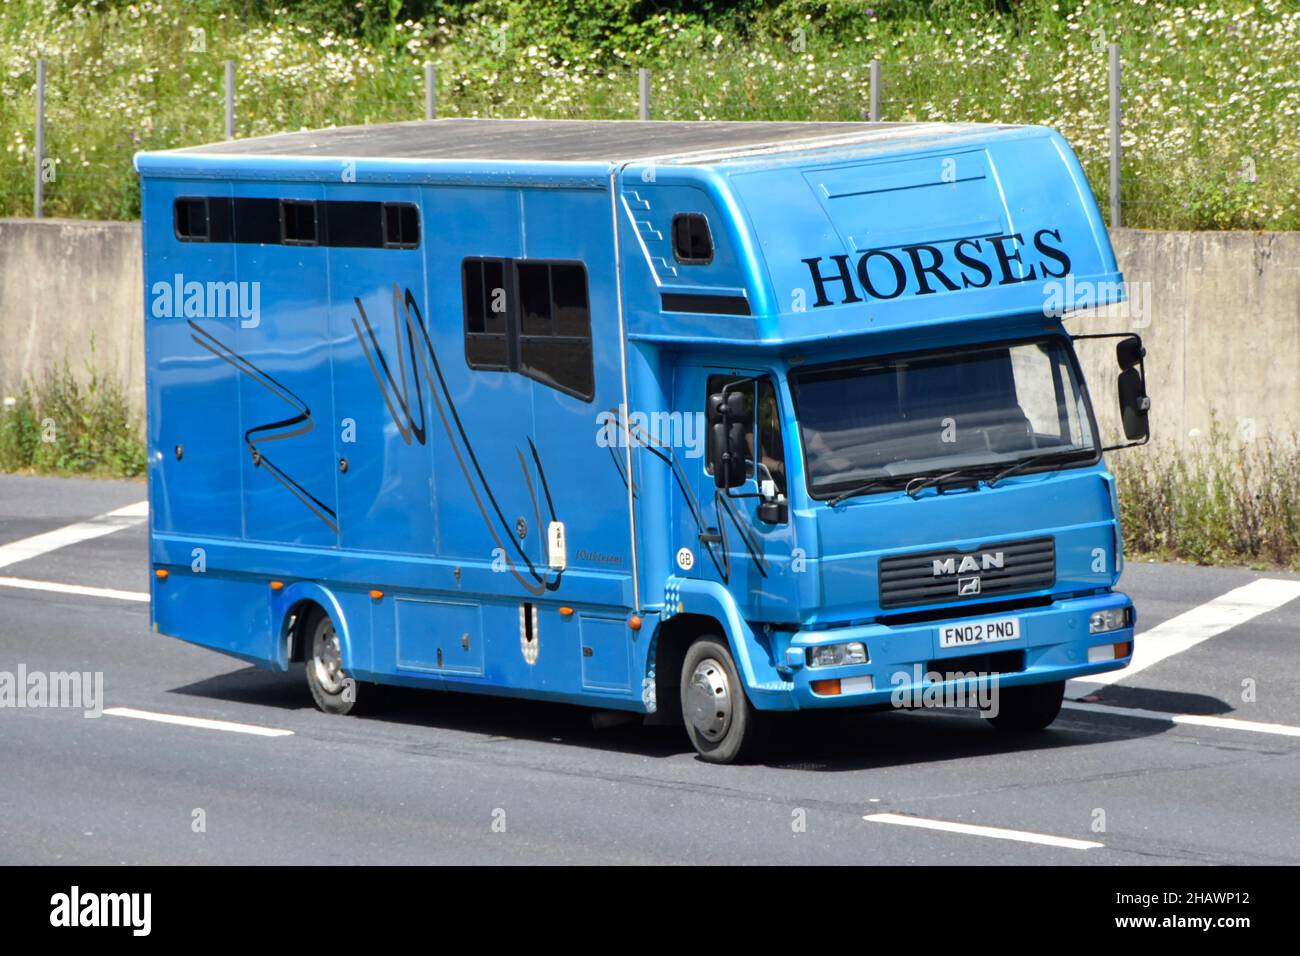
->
[425,63,437,120]
[224,59,235,140]
[868,59,881,122]
[33,59,45,219]
[638,68,650,121]
[1108,43,1121,228]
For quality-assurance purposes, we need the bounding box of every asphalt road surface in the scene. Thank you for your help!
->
[2,473,1298,865]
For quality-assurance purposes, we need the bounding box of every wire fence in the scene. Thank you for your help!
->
[9,40,1296,232]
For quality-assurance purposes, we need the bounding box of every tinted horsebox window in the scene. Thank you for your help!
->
[462,258,511,371]
[517,261,594,401]
[672,213,714,264]
[461,258,595,402]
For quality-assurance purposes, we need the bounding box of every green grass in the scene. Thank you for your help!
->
[0,364,146,478]
[0,0,1296,227]
[1116,425,1300,571]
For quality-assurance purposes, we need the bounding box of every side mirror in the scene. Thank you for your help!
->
[707,390,749,490]
[1072,331,1152,450]
[1116,337,1145,371]
[1118,366,1151,442]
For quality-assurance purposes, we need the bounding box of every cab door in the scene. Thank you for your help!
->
[671,365,799,622]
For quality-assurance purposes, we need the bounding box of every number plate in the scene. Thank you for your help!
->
[937,616,1021,649]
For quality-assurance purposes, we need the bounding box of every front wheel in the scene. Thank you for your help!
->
[986,680,1064,733]
[680,637,769,764]
[305,611,366,715]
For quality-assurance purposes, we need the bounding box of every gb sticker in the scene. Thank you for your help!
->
[676,547,695,572]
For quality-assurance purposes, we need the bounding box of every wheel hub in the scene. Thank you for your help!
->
[312,620,346,695]
[686,658,732,741]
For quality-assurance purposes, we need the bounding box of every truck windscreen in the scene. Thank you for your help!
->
[789,337,1097,500]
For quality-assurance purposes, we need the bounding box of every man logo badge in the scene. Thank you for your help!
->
[933,551,1005,576]
[957,576,982,596]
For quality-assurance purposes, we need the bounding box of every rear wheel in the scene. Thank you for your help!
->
[680,637,769,764]
[986,680,1064,732]
[305,611,365,715]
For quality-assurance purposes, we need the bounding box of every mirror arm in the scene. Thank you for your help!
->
[1101,435,1151,453]
[1070,332,1142,344]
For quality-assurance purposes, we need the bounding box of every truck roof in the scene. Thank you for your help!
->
[137,119,1123,344]
[170,118,1020,165]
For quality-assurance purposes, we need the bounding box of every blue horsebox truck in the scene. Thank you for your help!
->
[135,119,1151,763]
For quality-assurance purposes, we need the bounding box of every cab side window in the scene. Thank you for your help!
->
[755,378,787,496]
[704,374,787,496]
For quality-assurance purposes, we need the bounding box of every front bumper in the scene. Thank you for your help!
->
[778,591,1134,711]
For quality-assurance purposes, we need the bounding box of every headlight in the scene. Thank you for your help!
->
[1089,607,1130,634]
[806,641,868,668]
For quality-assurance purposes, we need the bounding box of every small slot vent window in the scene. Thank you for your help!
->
[672,213,714,264]
[280,200,318,245]
[174,198,210,241]
[383,203,420,249]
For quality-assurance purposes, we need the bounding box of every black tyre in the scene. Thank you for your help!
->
[680,637,769,764]
[987,680,1064,733]
[304,609,366,715]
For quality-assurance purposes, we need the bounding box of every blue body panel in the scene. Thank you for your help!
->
[137,122,1133,717]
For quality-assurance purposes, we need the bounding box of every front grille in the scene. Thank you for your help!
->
[878,536,1055,609]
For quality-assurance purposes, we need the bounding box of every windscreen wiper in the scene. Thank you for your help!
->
[832,451,1082,505]
[986,450,1079,487]
[827,477,903,507]
[903,468,982,499]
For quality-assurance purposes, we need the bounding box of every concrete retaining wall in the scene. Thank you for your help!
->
[0,219,1295,445]
[1073,229,1299,447]
[0,219,144,417]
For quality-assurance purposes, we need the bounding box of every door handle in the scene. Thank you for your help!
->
[698,529,722,545]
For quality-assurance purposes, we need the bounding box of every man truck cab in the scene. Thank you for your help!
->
[137,119,1148,763]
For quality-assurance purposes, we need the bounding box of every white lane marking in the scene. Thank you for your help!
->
[0,576,148,603]
[0,501,148,571]
[104,707,293,738]
[1071,578,1300,695]
[1063,701,1300,739]
[863,812,1103,850]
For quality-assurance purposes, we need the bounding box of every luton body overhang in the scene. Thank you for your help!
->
[618,123,1124,346]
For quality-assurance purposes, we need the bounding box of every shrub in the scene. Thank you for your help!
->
[1115,423,1300,570]
[0,363,145,478]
